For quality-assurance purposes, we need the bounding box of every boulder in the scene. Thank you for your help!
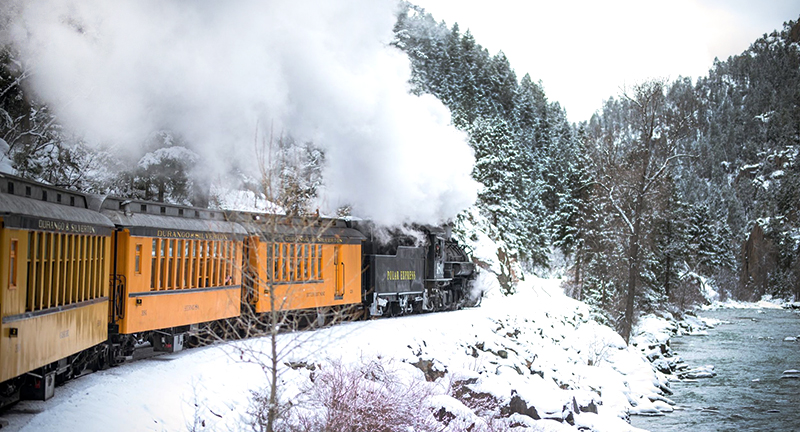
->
[507,394,541,420]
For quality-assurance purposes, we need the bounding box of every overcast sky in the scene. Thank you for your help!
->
[413,0,800,122]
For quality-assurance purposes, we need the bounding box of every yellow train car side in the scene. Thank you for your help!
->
[1,176,114,386]
[247,238,363,314]
[112,229,244,334]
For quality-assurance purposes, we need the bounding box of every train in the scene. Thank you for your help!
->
[0,172,479,407]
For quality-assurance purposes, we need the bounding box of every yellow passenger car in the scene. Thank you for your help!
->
[243,216,365,318]
[0,174,113,404]
[101,198,246,350]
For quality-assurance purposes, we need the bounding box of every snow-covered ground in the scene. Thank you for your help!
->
[2,273,673,432]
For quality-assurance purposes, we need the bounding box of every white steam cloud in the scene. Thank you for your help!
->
[2,0,478,225]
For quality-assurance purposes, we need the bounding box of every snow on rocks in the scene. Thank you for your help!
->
[677,365,717,380]
[629,310,724,412]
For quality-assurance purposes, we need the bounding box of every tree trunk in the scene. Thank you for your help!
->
[621,221,640,344]
[267,279,279,432]
[622,191,645,344]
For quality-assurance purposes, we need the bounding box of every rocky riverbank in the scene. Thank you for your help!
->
[628,310,720,416]
[630,298,800,420]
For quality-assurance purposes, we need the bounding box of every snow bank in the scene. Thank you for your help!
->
[703,294,786,310]
[6,275,664,432]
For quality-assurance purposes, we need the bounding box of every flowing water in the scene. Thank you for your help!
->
[631,307,800,432]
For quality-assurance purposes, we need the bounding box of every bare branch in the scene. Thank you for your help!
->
[597,182,635,234]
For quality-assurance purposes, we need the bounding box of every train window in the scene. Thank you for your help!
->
[317,245,322,280]
[197,242,205,288]
[135,244,142,274]
[303,245,309,280]
[151,239,158,289]
[222,241,228,285]
[70,196,75,206]
[22,231,107,312]
[289,244,295,281]
[63,235,71,304]
[42,190,48,201]
[211,241,217,286]
[168,240,175,289]
[178,208,184,216]
[160,239,167,290]
[190,240,196,287]
[211,241,218,286]
[176,240,183,288]
[280,243,287,281]
[227,241,234,284]
[57,193,62,203]
[205,241,212,287]
[268,243,274,282]
[7,182,13,194]
[310,244,316,280]
[25,186,31,196]
[141,204,147,212]
[9,239,18,289]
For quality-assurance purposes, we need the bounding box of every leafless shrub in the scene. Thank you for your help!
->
[278,359,441,432]
[586,335,613,366]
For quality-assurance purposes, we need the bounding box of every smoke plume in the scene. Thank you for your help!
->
[1,0,478,225]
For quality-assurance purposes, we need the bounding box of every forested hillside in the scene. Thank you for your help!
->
[393,4,800,340]
[1,2,798,340]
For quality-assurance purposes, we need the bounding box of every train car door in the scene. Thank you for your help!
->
[334,245,344,299]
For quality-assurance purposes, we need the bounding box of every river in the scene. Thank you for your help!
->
[631,306,800,432]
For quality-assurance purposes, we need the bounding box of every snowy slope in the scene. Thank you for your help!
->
[3,273,665,432]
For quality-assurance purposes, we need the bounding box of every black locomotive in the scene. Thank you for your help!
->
[355,222,480,317]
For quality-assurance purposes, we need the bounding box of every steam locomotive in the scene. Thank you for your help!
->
[0,173,479,407]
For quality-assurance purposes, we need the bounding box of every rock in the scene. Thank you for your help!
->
[579,400,599,414]
[497,349,508,359]
[649,394,675,406]
[507,394,541,420]
[630,405,665,416]
[433,406,456,425]
[678,365,716,379]
[451,378,502,415]
[563,410,575,425]
[682,371,716,379]
[653,358,672,374]
[784,336,797,342]
[658,382,674,395]
[652,400,674,413]
[284,361,316,371]
[780,370,800,379]
[411,358,446,381]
